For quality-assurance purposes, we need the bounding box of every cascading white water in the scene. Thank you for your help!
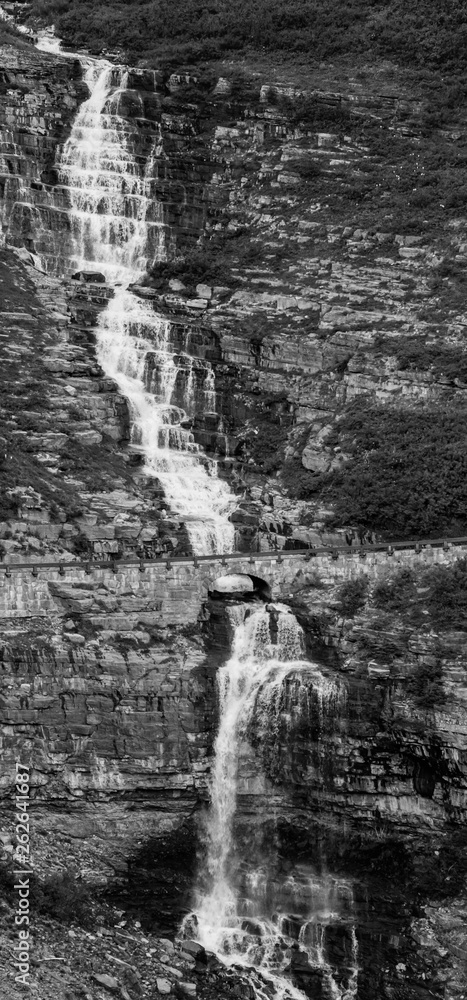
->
[58,62,162,280]
[51,62,235,553]
[29,34,357,991]
[183,606,358,1000]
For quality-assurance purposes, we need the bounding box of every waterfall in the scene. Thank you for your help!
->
[183,606,358,1000]
[58,63,162,280]
[96,289,235,554]
[48,59,236,554]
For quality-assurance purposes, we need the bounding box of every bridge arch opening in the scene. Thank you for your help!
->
[209,573,271,602]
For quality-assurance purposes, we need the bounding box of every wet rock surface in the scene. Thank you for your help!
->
[0,250,199,559]
[5,43,467,548]
[1,32,467,1000]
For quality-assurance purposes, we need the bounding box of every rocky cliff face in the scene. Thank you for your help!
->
[129,70,467,547]
[0,45,221,562]
[215,568,467,1000]
[0,41,86,243]
[3,547,466,996]
[2,31,467,1000]
[0,562,218,944]
[5,44,467,552]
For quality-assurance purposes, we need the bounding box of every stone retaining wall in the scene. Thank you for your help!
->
[1,541,465,620]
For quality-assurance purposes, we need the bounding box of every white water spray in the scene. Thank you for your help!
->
[184,606,358,999]
[53,63,235,553]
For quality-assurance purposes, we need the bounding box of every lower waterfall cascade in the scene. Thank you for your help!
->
[182,605,359,1000]
[37,50,236,554]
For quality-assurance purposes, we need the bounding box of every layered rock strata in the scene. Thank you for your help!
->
[5,43,467,548]
[1,34,467,1000]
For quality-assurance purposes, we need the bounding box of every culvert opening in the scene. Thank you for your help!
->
[209,573,272,602]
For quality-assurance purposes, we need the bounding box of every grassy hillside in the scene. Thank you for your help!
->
[24,0,467,73]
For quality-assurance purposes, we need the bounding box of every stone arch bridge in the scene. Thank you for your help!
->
[1,537,466,624]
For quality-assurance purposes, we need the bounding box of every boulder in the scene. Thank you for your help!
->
[180,940,206,960]
[159,938,175,953]
[214,77,232,96]
[92,974,119,991]
[72,430,103,446]
[165,967,183,979]
[72,270,106,283]
[131,284,159,298]
[186,298,208,311]
[14,246,42,270]
[195,283,212,300]
[301,445,331,472]
[156,978,172,994]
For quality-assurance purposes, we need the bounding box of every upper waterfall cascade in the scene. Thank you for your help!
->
[47,59,236,554]
[183,606,358,1000]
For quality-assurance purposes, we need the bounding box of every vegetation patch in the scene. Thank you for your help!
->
[147,229,263,291]
[31,871,96,927]
[374,559,467,631]
[336,575,369,616]
[406,659,446,709]
[420,557,467,630]
[0,19,32,48]
[247,420,291,474]
[0,860,96,926]
[283,398,467,538]
[23,0,467,76]
[281,155,322,180]
[275,93,354,130]
[373,568,417,612]
[374,335,467,381]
